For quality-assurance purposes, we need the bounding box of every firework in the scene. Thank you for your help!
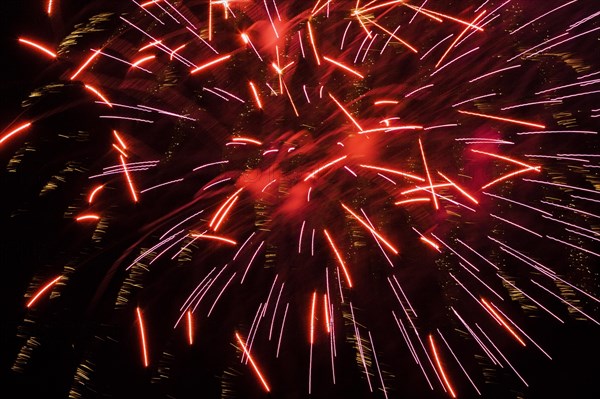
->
[3,1,599,398]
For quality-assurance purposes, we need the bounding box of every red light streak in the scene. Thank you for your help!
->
[190,54,231,74]
[112,143,128,157]
[323,229,353,288]
[190,233,237,245]
[481,167,539,190]
[436,11,486,68]
[235,332,271,392]
[304,155,348,181]
[458,110,546,129]
[395,197,431,205]
[120,155,138,202]
[70,50,101,80]
[84,85,113,107]
[113,130,127,149]
[88,185,105,204]
[170,44,186,60]
[249,82,263,109]
[323,294,330,333]
[359,164,425,181]
[139,40,161,52]
[360,15,418,53]
[187,311,194,345]
[481,298,526,346]
[18,38,57,58]
[0,122,31,146]
[329,94,363,131]
[232,137,263,145]
[404,3,484,31]
[136,307,149,367]
[420,236,440,251]
[401,183,452,195]
[323,56,364,79]
[209,187,244,229]
[212,195,239,231]
[307,20,321,65]
[310,291,317,343]
[471,149,541,170]
[437,172,479,204]
[419,138,439,210]
[429,334,457,398]
[76,214,101,222]
[208,1,213,41]
[341,203,399,254]
[132,55,155,67]
[26,276,61,308]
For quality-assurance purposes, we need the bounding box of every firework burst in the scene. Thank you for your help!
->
[3,1,599,398]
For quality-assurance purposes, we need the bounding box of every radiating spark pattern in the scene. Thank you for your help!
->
[3,1,599,398]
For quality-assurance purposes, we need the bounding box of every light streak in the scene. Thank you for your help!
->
[323,294,330,333]
[232,137,263,145]
[395,198,431,205]
[304,155,348,181]
[209,187,244,229]
[136,307,149,367]
[0,122,31,146]
[481,298,526,346]
[132,54,155,67]
[436,10,486,68]
[76,214,101,222]
[70,50,101,80]
[190,54,231,74]
[18,38,57,58]
[310,291,317,343]
[329,93,363,131]
[84,85,113,107]
[235,332,271,392]
[307,20,321,65]
[437,172,479,204]
[249,81,263,109]
[323,56,364,78]
[419,138,439,209]
[120,155,138,202]
[190,233,237,245]
[187,311,194,345]
[323,229,352,288]
[26,276,61,308]
[429,334,457,398]
[341,203,399,254]
[458,110,545,129]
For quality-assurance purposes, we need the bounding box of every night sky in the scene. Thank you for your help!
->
[2,1,599,398]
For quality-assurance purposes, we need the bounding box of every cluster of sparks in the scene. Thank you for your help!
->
[6,0,600,397]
